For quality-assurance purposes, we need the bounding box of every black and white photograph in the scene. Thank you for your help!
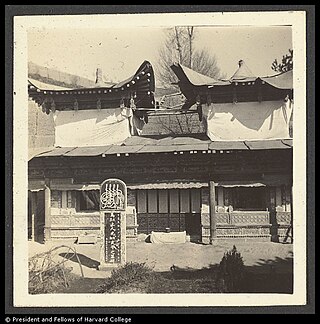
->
[9,8,311,311]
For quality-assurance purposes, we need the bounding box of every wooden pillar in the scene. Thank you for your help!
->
[209,181,217,244]
[275,186,283,211]
[44,185,51,242]
[31,192,37,242]
[290,185,293,243]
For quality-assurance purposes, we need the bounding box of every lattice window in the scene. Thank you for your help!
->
[136,189,201,214]
[179,190,190,213]
[137,190,147,213]
[147,190,157,213]
[158,190,168,213]
[67,191,76,208]
[136,189,201,234]
[223,188,231,207]
[268,187,276,210]
[191,188,201,213]
[51,190,62,208]
[285,185,292,212]
[281,185,286,209]
[169,190,179,213]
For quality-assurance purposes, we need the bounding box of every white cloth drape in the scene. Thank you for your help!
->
[53,108,133,147]
[202,100,293,141]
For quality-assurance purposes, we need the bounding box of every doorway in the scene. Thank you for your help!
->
[136,188,201,236]
[28,191,45,243]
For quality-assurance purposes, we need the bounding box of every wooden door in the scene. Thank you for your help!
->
[136,188,201,235]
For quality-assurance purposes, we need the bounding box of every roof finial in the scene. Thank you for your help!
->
[230,59,255,81]
[95,68,103,86]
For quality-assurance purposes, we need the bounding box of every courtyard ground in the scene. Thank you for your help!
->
[28,238,293,293]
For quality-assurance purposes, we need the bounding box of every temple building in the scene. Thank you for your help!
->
[27,59,293,244]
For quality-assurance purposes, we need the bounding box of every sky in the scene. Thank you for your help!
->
[28,25,292,87]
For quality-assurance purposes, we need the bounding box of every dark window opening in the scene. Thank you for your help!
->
[225,187,267,211]
[77,190,100,211]
[49,190,100,211]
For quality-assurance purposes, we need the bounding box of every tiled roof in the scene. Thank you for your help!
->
[170,62,293,107]
[28,61,156,112]
[260,70,293,90]
[28,79,73,91]
[171,63,230,87]
[171,62,293,89]
[33,136,292,158]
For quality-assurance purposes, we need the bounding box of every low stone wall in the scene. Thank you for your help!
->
[50,227,100,240]
[126,210,138,237]
[201,210,272,243]
[50,211,100,240]
[201,224,272,243]
[201,209,292,243]
[50,208,138,240]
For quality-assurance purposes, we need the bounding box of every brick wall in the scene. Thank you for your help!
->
[28,99,55,158]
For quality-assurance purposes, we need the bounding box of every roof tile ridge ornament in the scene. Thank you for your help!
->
[95,67,105,87]
[206,93,212,105]
[51,98,56,112]
[130,95,136,110]
[97,98,101,110]
[196,95,203,122]
[120,98,125,108]
[41,98,48,113]
[74,98,78,111]
[230,59,256,82]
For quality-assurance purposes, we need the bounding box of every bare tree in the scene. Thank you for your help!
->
[192,49,222,80]
[157,27,186,87]
[156,26,224,88]
[155,26,226,135]
[186,26,194,68]
[174,27,183,64]
[153,113,205,135]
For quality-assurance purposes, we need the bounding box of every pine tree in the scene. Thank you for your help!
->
[271,49,293,73]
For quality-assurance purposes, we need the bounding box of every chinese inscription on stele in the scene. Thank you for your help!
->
[105,212,121,263]
[99,179,126,267]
